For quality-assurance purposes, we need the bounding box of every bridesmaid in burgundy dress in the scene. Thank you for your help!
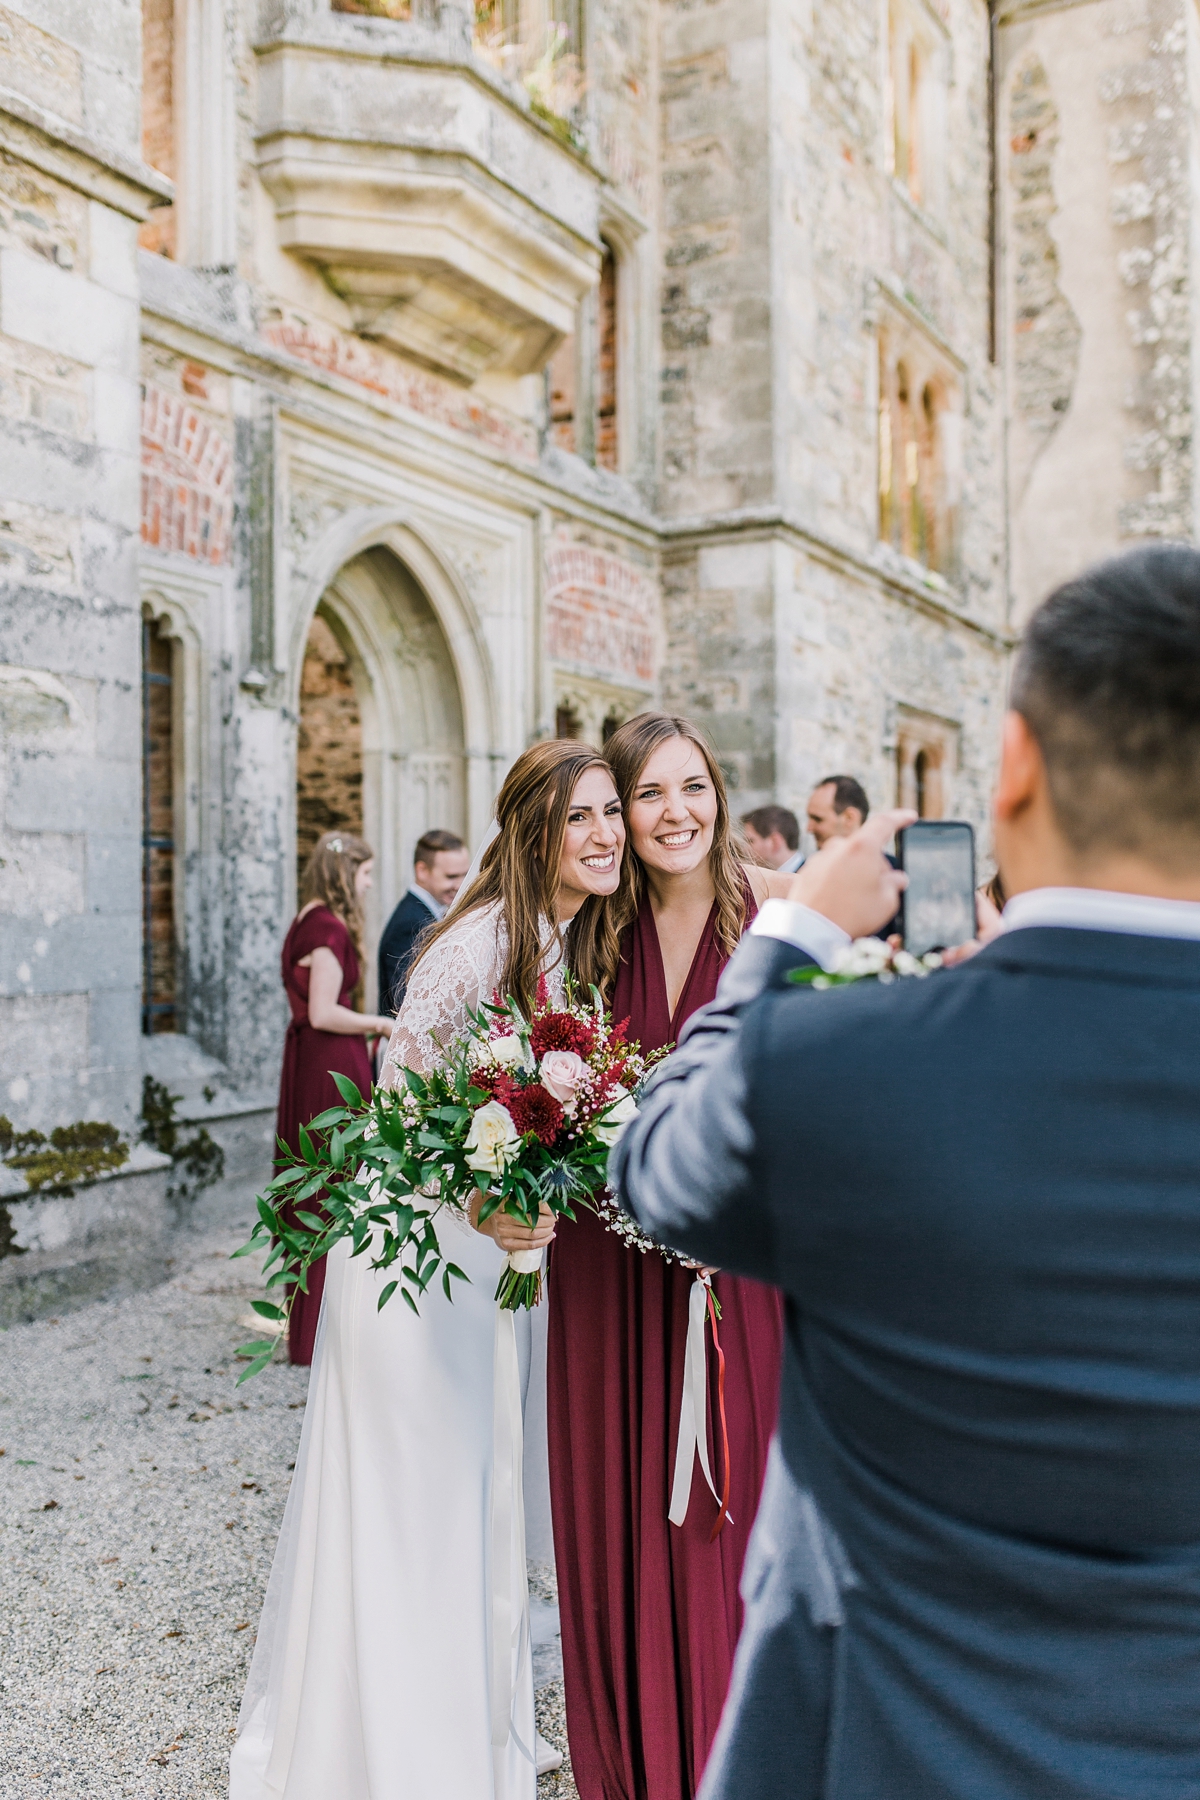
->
[548,713,792,1800]
[276,831,393,1365]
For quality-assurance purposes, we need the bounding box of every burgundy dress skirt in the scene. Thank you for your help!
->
[547,891,784,1799]
[275,905,373,1367]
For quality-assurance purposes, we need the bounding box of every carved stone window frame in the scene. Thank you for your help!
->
[874,287,965,583]
[892,702,961,817]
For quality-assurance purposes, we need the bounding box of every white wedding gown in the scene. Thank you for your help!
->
[230,903,562,1800]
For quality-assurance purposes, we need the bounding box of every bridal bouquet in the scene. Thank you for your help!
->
[233,983,666,1380]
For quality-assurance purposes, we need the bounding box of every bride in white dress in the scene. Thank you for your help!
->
[229,741,626,1800]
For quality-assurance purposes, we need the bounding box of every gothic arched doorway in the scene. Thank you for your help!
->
[294,545,467,1007]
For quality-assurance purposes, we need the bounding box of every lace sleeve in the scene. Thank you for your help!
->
[380,905,505,1088]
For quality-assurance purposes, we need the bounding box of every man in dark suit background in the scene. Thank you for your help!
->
[377,829,468,1012]
[805,773,903,937]
[613,545,1200,1798]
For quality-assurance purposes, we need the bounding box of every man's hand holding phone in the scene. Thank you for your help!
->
[786,808,915,940]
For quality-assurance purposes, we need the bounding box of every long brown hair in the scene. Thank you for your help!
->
[408,740,624,1014]
[604,711,749,967]
[298,830,373,1002]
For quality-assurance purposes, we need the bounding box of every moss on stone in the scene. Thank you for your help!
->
[0,1115,130,1198]
[139,1078,225,1200]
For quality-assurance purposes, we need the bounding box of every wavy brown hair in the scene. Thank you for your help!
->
[298,830,374,1003]
[408,740,624,1015]
[604,712,749,974]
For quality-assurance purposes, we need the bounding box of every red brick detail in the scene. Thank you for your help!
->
[260,318,538,462]
[141,385,233,564]
[545,535,657,685]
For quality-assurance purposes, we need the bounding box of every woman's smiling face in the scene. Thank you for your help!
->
[555,765,626,919]
[627,735,718,875]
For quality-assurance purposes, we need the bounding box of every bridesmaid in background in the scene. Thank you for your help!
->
[548,713,787,1800]
[276,831,393,1365]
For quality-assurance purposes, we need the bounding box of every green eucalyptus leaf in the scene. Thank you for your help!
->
[236,1352,275,1386]
[400,1287,420,1316]
[332,1073,364,1107]
[250,1300,284,1321]
[377,1280,398,1311]
[307,1105,349,1130]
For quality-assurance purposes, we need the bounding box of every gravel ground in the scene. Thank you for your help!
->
[0,1194,578,1798]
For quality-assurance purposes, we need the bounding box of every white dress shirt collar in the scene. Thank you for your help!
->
[408,882,446,921]
[999,886,1200,942]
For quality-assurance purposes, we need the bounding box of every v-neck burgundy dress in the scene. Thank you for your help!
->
[275,905,373,1367]
[546,890,784,1800]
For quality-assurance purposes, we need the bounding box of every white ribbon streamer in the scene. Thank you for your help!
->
[668,1274,731,1529]
[490,1296,536,1765]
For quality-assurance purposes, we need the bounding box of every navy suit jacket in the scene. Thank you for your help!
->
[612,926,1200,1799]
[377,889,437,1013]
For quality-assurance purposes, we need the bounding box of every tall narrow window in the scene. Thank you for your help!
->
[555,703,582,740]
[595,243,618,472]
[914,749,929,817]
[142,618,177,1033]
[887,0,945,216]
[548,332,577,454]
[878,329,959,577]
[140,0,175,256]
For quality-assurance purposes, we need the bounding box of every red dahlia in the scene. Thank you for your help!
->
[529,1011,596,1060]
[508,1083,565,1146]
[471,1068,517,1106]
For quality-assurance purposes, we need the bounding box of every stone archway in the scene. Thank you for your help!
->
[296,545,467,1004]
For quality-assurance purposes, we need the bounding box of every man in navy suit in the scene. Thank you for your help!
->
[613,545,1200,1798]
[377,830,469,1012]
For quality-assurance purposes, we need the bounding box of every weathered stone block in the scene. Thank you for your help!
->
[0,246,139,373]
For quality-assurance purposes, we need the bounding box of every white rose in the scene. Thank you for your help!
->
[832,936,892,979]
[489,1032,531,1071]
[463,1100,520,1176]
[539,1050,587,1109]
[595,1085,639,1147]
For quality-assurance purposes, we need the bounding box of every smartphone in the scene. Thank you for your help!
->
[897,821,976,957]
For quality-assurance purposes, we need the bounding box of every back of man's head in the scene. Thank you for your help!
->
[741,805,801,851]
[814,775,870,821]
[1011,544,1200,867]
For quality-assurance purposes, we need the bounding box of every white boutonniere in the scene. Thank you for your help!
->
[788,937,943,991]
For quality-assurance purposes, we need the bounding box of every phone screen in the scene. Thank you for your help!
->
[898,822,976,957]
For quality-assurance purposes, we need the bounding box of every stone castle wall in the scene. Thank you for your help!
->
[3,0,1178,1146]
[0,0,166,1132]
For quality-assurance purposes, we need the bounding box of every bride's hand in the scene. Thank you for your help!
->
[472,1197,557,1253]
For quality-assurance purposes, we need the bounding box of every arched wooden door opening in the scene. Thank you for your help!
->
[294,546,467,1007]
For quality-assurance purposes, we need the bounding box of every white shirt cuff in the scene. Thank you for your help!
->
[750,899,851,972]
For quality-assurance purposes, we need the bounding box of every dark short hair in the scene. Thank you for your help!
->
[1011,544,1200,861]
[812,774,870,820]
[413,829,465,867]
[741,805,801,851]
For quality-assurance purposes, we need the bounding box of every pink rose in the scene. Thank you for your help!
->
[538,1049,587,1109]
